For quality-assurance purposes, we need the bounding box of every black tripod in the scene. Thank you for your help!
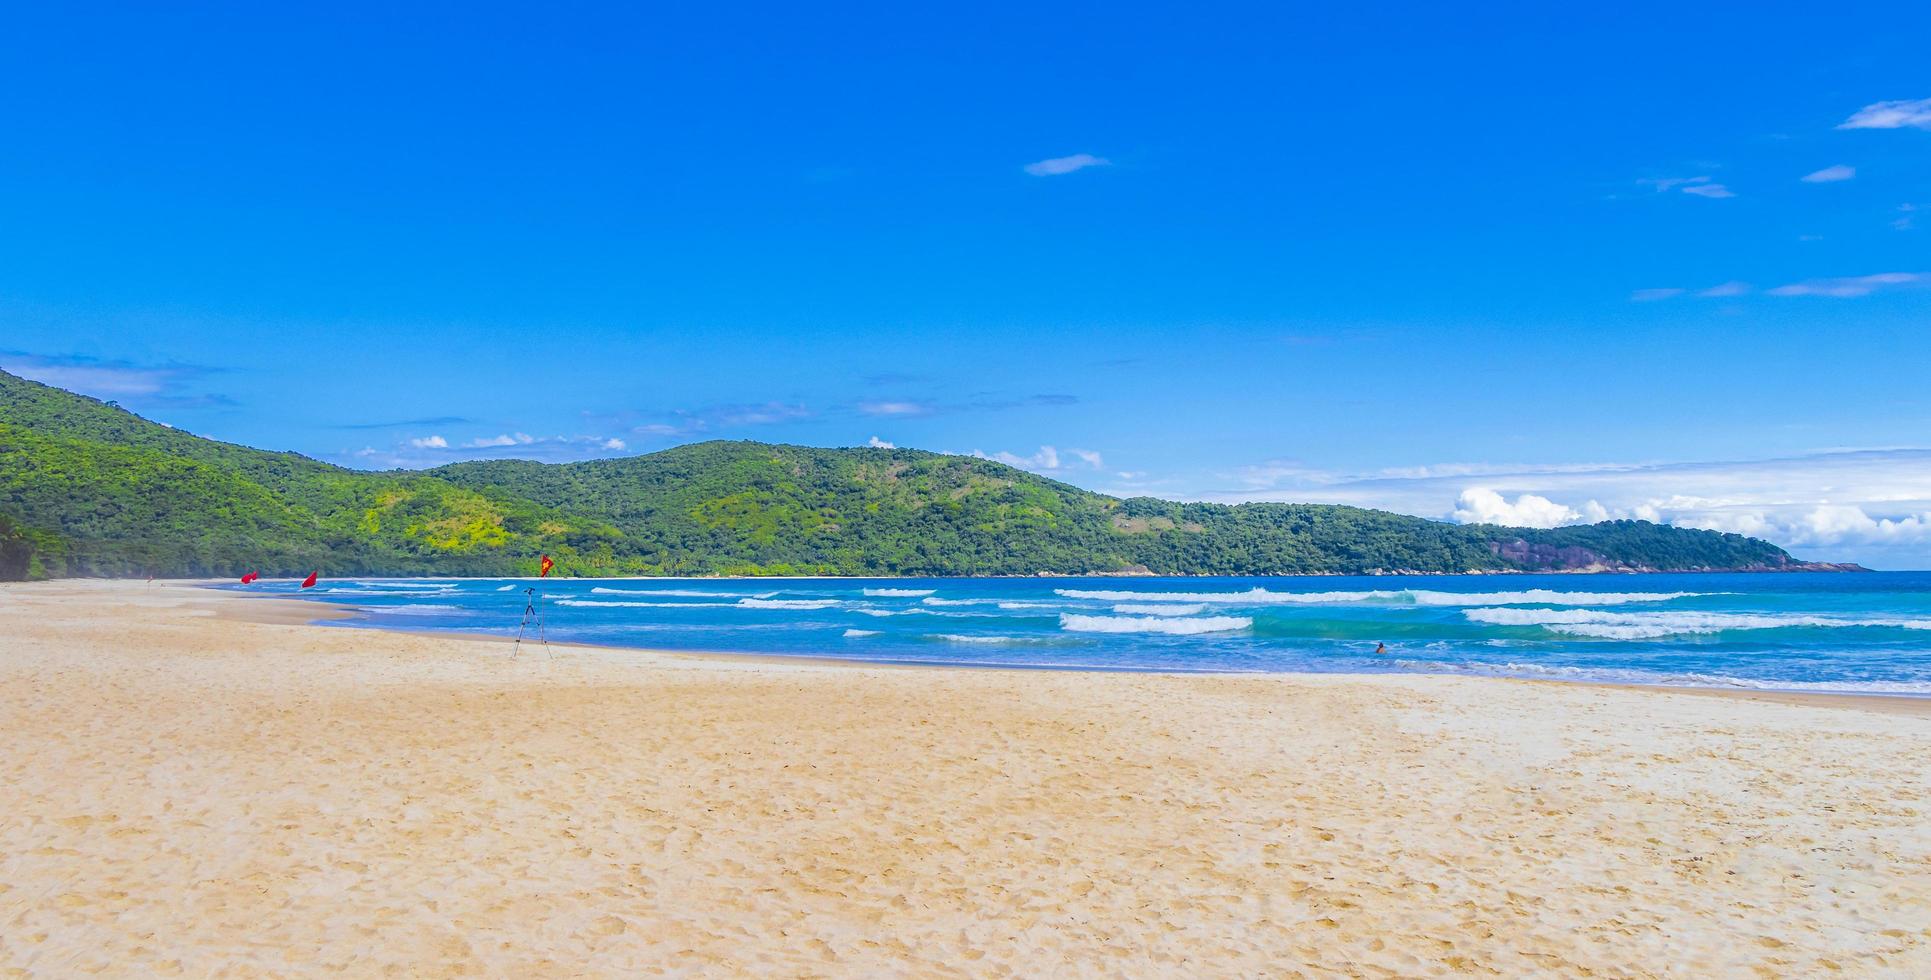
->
[513,587,550,659]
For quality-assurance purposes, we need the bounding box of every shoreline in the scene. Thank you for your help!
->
[4,579,1928,973]
[207,582,1931,715]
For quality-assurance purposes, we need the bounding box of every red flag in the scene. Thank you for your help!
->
[539,555,554,577]
[300,571,318,589]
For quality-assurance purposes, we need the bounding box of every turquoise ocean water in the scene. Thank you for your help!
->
[239,572,1931,695]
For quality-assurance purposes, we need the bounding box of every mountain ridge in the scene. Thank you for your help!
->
[0,369,1857,579]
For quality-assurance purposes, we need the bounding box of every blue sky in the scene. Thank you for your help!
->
[3,2,1929,565]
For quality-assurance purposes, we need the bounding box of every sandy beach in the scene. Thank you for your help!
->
[2,582,1928,976]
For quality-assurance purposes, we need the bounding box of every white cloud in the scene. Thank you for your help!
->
[1766,272,1923,297]
[1630,288,1684,302]
[601,437,627,451]
[468,432,535,448]
[1698,280,1752,298]
[1198,448,1931,567]
[1800,165,1856,183]
[1451,488,1603,529]
[1839,98,1931,131]
[858,400,933,416]
[1023,153,1109,177]
[972,445,1107,473]
[408,435,448,449]
[867,436,895,449]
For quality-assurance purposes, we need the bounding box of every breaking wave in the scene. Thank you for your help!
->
[1463,607,1931,640]
[1059,614,1252,635]
[555,599,737,608]
[737,598,843,610]
[1112,603,1208,616]
[1055,587,1708,607]
[591,587,777,598]
[864,588,936,597]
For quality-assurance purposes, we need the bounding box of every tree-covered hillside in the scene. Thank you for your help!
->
[0,368,1830,579]
[0,370,622,578]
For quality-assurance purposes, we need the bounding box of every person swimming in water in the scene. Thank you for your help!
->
[1374,642,1387,655]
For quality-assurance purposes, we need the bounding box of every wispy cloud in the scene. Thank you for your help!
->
[1630,288,1684,302]
[1839,98,1931,131]
[1642,175,1734,199]
[614,401,814,439]
[336,416,472,430]
[1023,153,1109,177]
[0,351,231,408]
[1766,272,1924,298]
[1636,274,1917,300]
[1800,164,1856,183]
[866,436,895,449]
[857,400,934,417]
[1632,282,1752,301]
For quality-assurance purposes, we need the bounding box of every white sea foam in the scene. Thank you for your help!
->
[936,634,1028,644]
[737,598,842,610]
[1059,614,1252,635]
[921,597,999,606]
[1112,603,1207,616]
[1463,607,1931,639]
[555,599,737,608]
[591,587,778,598]
[350,581,456,590]
[496,584,516,591]
[325,588,452,597]
[361,604,466,616]
[842,629,880,638]
[1056,587,1707,607]
[864,588,936,597]
[1408,589,1707,607]
[997,601,1060,610]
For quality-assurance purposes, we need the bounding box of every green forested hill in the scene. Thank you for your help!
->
[0,368,1825,579]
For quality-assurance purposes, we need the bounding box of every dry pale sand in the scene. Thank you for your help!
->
[2,582,1929,977]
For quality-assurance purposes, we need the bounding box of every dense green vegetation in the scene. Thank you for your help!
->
[1,368,1819,579]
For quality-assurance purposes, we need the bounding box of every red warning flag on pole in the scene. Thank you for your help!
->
[300,571,318,589]
[539,555,554,577]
